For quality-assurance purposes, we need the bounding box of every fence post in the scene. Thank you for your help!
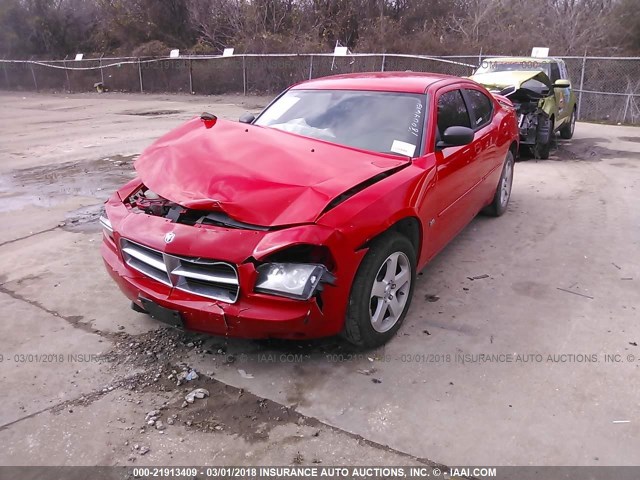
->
[577,51,587,121]
[242,55,247,96]
[478,47,482,66]
[99,53,104,85]
[308,55,314,80]
[63,55,71,92]
[138,58,144,93]
[381,54,386,72]
[188,58,193,93]
[2,59,8,88]
[622,94,631,124]
[29,57,38,91]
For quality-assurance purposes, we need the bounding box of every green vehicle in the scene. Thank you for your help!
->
[471,57,577,159]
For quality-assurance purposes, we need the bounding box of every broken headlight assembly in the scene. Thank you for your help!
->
[254,263,328,300]
[99,212,114,241]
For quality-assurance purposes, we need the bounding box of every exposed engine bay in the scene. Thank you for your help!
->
[492,74,552,146]
[127,186,270,231]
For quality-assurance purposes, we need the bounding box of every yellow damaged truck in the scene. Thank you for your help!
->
[471,57,577,159]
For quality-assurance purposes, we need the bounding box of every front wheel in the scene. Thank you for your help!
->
[534,115,554,159]
[482,150,515,217]
[343,232,416,348]
[559,108,576,139]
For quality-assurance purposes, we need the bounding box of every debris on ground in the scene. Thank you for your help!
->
[467,274,489,280]
[612,262,622,270]
[423,330,431,335]
[425,294,440,302]
[356,368,376,376]
[139,446,150,455]
[612,420,630,424]
[175,369,199,385]
[185,388,210,404]
[630,342,638,347]
[556,287,594,299]
[371,378,382,384]
[238,369,255,379]
[145,409,161,426]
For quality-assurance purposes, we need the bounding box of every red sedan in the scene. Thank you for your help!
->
[101,72,518,348]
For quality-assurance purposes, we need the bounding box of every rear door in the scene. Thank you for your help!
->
[461,87,501,203]
[550,60,570,121]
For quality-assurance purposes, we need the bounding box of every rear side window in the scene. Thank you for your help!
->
[559,61,569,80]
[463,89,493,129]
[436,90,471,137]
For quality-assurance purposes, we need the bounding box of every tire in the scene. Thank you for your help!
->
[534,115,553,160]
[559,108,576,139]
[482,150,515,217]
[343,232,416,349]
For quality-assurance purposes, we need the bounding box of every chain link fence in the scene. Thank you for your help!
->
[1,53,639,125]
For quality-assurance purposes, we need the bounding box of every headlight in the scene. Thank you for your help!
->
[99,214,114,240]
[255,263,327,300]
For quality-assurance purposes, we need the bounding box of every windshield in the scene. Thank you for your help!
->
[475,60,551,78]
[254,89,426,157]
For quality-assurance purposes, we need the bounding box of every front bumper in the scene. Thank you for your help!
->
[99,191,366,340]
[102,240,346,339]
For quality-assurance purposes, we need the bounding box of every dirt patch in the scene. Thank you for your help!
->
[0,155,137,213]
[91,327,317,442]
[120,110,183,116]
[555,137,638,162]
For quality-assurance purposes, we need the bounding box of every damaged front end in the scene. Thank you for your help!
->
[127,185,270,231]
[101,178,359,340]
[472,71,553,147]
[497,78,551,146]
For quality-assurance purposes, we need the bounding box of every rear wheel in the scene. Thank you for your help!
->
[560,108,576,139]
[482,150,515,217]
[343,232,416,349]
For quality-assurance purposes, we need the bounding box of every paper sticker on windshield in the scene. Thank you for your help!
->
[260,96,300,123]
[390,140,416,157]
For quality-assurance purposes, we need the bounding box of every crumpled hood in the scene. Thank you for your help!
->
[470,70,551,91]
[135,118,409,227]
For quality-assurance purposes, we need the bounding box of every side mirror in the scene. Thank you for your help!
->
[239,113,255,124]
[553,79,570,88]
[437,126,475,149]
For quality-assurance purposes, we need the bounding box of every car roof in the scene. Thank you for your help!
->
[290,71,458,94]
[487,56,560,63]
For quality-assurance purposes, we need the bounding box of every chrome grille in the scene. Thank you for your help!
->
[120,238,239,303]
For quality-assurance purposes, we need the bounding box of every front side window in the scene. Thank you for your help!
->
[255,89,426,157]
[549,63,561,83]
[464,89,493,129]
[436,90,471,137]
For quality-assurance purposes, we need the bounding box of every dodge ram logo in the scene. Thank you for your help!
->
[164,232,175,244]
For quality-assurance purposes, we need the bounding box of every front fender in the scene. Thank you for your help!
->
[318,161,434,264]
